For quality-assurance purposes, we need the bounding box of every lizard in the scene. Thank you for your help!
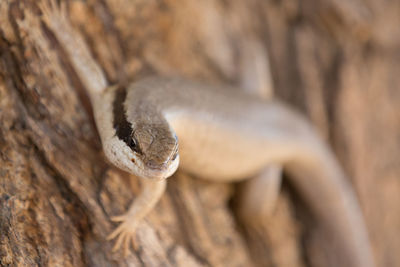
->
[36,1,374,266]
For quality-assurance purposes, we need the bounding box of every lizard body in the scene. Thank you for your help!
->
[38,1,374,266]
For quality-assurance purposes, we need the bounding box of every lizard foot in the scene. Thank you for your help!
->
[107,213,139,257]
[39,0,68,28]
[106,180,166,257]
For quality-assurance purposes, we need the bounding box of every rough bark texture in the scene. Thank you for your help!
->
[1,0,399,266]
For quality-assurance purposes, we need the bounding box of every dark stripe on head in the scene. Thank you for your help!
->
[112,86,141,153]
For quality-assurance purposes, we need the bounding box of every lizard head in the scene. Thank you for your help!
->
[131,121,179,179]
[105,120,179,180]
[104,86,179,180]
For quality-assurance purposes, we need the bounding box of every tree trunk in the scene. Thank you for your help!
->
[1,0,398,266]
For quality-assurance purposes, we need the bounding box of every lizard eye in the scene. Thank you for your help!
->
[128,138,139,152]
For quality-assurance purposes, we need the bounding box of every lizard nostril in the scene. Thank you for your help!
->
[146,160,157,168]
[146,159,168,170]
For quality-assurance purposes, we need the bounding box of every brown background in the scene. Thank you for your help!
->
[1,0,399,266]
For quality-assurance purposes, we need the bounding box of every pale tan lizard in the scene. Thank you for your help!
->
[36,1,374,266]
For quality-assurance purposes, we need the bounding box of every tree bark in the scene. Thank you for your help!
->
[1,0,399,266]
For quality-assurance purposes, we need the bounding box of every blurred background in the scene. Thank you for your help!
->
[0,0,399,266]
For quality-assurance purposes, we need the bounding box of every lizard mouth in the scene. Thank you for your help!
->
[141,154,180,180]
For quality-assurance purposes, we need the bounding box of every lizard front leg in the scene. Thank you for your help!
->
[107,178,166,256]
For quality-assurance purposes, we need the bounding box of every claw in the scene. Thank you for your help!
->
[112,231,125,252]
[110,215,126,222]
[124,236,131,257]
[107,223,123,240]
[59,0,67,17]
[131,235,139,251]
